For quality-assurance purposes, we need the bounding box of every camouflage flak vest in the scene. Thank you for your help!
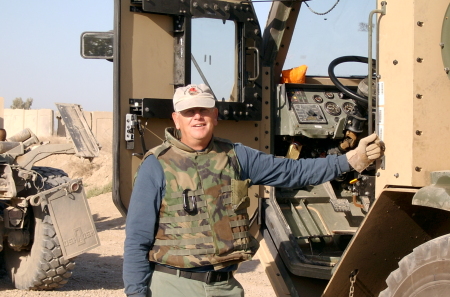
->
[146,128,258,269]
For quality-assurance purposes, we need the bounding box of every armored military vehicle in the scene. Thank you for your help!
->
[1,103,100,290]
[84,0,450,295]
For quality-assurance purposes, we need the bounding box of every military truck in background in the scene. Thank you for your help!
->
[83,0,450,296]
[0,103,100,290]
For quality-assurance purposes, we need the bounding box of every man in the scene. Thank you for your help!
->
[123,84,384,297]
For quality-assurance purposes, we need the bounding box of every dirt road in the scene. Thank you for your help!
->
[0,192,276,297]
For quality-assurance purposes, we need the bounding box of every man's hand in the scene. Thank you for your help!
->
[346,134,385,173]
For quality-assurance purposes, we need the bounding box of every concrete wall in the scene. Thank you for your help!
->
[4,109,54,138]
[91,111,114,151]
[3,109,113,149]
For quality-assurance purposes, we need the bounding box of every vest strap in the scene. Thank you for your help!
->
[233,231,250,240]
[159,212,209,223]
[152,142,170,158]
[154,236,213,246]
[165,225,212,235]
[234,236,256,251]
[221,185,232,193]
[168,247,216,256]
[167,200,207,211]
[229,219,249,228]
[234,241,253,251]
[222,197,232,205]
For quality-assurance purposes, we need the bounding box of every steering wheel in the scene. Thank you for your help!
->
[327,56,376,107]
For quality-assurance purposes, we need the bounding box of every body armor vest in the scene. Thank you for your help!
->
[146,128,258,269]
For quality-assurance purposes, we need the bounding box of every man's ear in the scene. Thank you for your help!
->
[172,112,180,129]
[213,108,218,126]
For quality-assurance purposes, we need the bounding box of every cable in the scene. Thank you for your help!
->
[304,0,340,15]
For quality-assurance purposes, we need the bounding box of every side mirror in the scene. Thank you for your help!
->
[80,31,113,61]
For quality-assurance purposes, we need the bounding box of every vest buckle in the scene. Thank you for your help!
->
[182,189,198,214]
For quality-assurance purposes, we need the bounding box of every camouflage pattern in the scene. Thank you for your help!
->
[146,128,258,269]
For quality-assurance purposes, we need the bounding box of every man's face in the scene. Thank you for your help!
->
[172,107,218,150]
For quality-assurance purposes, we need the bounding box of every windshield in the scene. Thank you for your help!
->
[284,0,376,77]
[191,18,236,101]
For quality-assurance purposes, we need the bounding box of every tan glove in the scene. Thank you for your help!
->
[346,133,385,172]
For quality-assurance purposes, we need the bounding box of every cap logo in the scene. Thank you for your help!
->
[188,87,200,95]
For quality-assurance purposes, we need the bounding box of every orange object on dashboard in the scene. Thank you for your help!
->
[280,65,308,84]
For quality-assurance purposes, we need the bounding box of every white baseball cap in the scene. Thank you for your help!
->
[173,84,216,112]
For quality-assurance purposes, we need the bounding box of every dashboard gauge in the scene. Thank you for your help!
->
[324,102,341,116]
[342,102,356,114]
[324,92,334,99]
[313,95,323,103]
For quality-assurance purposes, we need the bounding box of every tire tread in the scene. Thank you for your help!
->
[6,167,76,290]
[379,234,450,296]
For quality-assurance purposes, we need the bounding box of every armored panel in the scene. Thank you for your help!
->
[141,0,190,16]
[323,188,450,296]
[56,103,100,158]
[376,0,450,191]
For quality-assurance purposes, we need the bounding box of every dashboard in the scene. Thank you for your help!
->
[276,83,362,139]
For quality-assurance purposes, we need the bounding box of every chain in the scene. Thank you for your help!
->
[349,270,358,297]
[304,0,340,16]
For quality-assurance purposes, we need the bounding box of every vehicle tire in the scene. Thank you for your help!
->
[379,234,450,297]
[4,166,76,290]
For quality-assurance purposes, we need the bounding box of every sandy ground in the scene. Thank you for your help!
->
[0,148,277,297]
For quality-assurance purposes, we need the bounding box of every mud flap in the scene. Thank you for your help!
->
[29,179,100,259]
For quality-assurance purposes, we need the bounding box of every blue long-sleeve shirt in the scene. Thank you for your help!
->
[123,143,350,296]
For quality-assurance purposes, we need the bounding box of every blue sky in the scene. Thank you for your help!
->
[0,1,270,112]
[0,1,372,112]
[0,1,114,112]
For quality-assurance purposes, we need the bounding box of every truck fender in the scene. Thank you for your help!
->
[322,188,450,297]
